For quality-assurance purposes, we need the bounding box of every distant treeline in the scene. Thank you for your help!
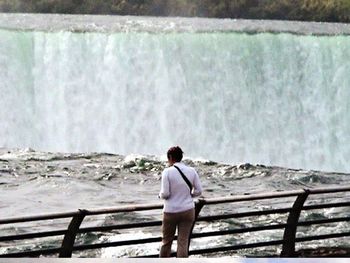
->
[1,0,350,23]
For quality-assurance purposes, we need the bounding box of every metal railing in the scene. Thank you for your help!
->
[1,185,350,258]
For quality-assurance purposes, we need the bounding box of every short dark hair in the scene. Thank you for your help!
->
[167,146,183,162]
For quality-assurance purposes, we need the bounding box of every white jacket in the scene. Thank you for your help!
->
[159,162,203,213]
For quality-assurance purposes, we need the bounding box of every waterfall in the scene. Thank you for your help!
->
[1,21,350,172]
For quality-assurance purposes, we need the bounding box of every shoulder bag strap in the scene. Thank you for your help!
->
[173,165,193,192]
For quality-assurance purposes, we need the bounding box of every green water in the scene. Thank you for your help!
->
[1,29,350,172]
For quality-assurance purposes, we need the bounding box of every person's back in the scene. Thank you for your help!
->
[159,146,203,258]
[160,162,202,213]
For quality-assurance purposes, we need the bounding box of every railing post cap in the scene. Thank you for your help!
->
[302,188,311,194]
[78,209,88,215]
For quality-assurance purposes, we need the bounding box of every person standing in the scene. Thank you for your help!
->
[159,146,203,258]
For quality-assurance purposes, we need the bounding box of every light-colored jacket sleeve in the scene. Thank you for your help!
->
[191,169,203,197]
[159,170,170,199]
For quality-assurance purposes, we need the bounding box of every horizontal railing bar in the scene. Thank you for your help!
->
[201,191,303,205]
[2,185,350,225]
[0,210,289,241]
[0,203,163,225]
[296,231,350,242]
[0,212,80,225]
[307,186,350,194]
[0,229,66,242]
[302,201,350,210]
[140,240,284,258]
[4,218,346,248]
[0,247,60,258]
[71,237,162,251]
[1,217,286,243]
[192,224,287,238]
[0,213,285,246]
[140,252,177,258]
[298,217,350,227]
[204,185,350,205]
[197,208,291,222]
[6,232,347,257]
[190,239,284,255]
[80,203,163,216]
[73,225,286,252]
[78,220,162,233]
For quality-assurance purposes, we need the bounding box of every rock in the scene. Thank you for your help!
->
[238,163,253,170]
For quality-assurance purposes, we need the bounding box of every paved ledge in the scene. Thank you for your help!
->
[1,13,350,35]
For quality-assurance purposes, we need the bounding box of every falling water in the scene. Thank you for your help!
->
[1,14,350,172]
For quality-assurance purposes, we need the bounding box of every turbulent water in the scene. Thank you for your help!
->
[0,148,349,257]
[1,14,350,172]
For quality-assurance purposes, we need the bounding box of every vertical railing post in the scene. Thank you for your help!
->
[188,198,206,254]
[281,189,310,257]
[59,209,87,258]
